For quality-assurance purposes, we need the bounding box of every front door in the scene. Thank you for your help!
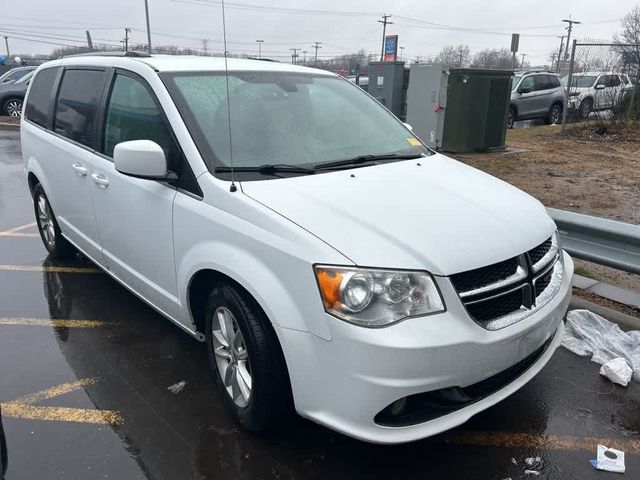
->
[88,71,181,319]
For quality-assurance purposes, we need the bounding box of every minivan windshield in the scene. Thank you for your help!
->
[161,71,430,179]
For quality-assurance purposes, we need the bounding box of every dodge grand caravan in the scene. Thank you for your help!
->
[22,53,573,444]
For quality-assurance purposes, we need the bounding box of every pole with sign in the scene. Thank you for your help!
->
[510,33,520,70]
[384,35,399,62]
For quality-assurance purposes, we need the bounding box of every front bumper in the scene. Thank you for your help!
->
[276,252,573,444]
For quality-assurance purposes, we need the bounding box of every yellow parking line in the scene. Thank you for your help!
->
[0,264,101,273]
[0,318,108,328]
[0,232,40,238]
[1,378,123,426]
[0,222,37,236]
[447,430,640,455]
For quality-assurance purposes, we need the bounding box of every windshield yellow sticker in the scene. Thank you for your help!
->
[406,137,422,146]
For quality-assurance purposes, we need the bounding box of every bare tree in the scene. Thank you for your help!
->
[472,48,518,69]
[434,45,471,67]
[614,4,640,80]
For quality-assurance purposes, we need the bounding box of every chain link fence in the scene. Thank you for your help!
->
[561,40,640,134]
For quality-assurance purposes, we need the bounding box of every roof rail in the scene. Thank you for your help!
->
[518,68,557,75]
[61,51,151,59]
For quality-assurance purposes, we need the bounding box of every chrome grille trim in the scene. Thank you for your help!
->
[532,245,559,273]
[459,263,527,299]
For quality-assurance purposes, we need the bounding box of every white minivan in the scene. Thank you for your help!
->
[22,52,573,444]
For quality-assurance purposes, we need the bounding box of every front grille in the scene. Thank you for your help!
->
[528,238,552,265]
[466,287,525,323]
[451,237,560,330]
[450,257,518,293]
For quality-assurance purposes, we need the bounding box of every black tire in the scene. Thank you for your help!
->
[579,98,593,119]
[204,282,291,432]
[3,97,23,117]
[546,103,563,125]
[32,183,74,258]
[507,107,516,129]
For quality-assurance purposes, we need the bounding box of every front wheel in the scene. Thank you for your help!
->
[3,98,23,117]
[579,98,593,119]
[507,107,516,129]
[32,184,74,258]
[205,282,291,432]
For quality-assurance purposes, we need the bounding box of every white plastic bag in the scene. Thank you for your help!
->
[599,357,633,386]
[562,309,640,381]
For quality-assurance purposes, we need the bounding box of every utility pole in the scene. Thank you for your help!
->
[302,50,307,64]
[521,53,527,67]
[201,38,209,55]
[3,36,9,57]
[459,49,464,67]
[123,28,131,52]
[312,41,321,65]
[562,17,580,61]
[378,14,392,62]
[256,39,264,59]
[561,39,577,131]
[144,0,153,53]
[555,35,565,72]
[290,48,300,65]
[86,31,94,50]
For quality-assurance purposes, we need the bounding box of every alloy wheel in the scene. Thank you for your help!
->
[37,194,56,248]
[6,100,23,117]
[551,106,561,124]
[211,306,252,407]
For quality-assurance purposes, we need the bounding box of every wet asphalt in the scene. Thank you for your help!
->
[0,128,639,480]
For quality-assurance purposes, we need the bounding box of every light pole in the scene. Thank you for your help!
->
[521,52,527,67]
[144,0,152,53]
[399,46,405,60]
[256,39,264,59]
[3,36,9,57]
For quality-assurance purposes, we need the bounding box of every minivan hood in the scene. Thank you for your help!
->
[241,154,556,275]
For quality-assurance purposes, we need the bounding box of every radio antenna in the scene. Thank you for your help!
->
[220,0,237,192]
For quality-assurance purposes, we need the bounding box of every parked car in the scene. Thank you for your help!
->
[0,405,6,479]
[565,72,632,118]
[0,70,34,116]
[22,53,573,444]
[0,66,35,85]
[508,70,566,128]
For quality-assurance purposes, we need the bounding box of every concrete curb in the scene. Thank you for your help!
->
[574,274,640,310]
[569,296,640,331]
[0,122,19,130]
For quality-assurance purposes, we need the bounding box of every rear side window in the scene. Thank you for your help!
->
[25,67,59,128]
[54,69,108,148]
[533,75,550,91]
[548,76,561,88]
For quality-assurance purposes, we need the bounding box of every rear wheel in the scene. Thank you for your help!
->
[579,98,593,119]
[3,97,23,117]
[32,184,74,258]
[204,282,291,432]
[547,103,563,125]
[507,107,516,129]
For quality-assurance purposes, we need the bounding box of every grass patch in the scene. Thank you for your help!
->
[574,265,598,280]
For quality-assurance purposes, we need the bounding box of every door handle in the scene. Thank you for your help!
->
[71,163,88,176]
[91,173,110,188]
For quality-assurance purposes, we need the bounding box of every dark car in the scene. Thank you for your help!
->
[1,405,7,479]
[0,70,34,116]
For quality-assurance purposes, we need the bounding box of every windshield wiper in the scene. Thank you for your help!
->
[215,164,316,175]
[314,153,423,170]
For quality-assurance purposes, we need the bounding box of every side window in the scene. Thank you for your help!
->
[595,76,606,87]
[520,75,535,91]
[608,75,621,87]
[54,69,108,148]
[548,75,561,88]
[103,74,180,171]
[24,67,59,128]
[533,75,549,91]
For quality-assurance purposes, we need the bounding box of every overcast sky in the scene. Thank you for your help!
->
[2,0,638,65]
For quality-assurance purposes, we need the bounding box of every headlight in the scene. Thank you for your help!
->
[314,266,445,327]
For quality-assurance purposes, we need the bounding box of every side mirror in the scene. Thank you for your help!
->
[114,140,170,179]
[595,84,606,90]
[403,122,414,132]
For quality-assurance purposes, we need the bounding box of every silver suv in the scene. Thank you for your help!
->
[508,71,566,128]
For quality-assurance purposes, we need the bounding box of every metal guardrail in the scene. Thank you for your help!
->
[548,208,640,275]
